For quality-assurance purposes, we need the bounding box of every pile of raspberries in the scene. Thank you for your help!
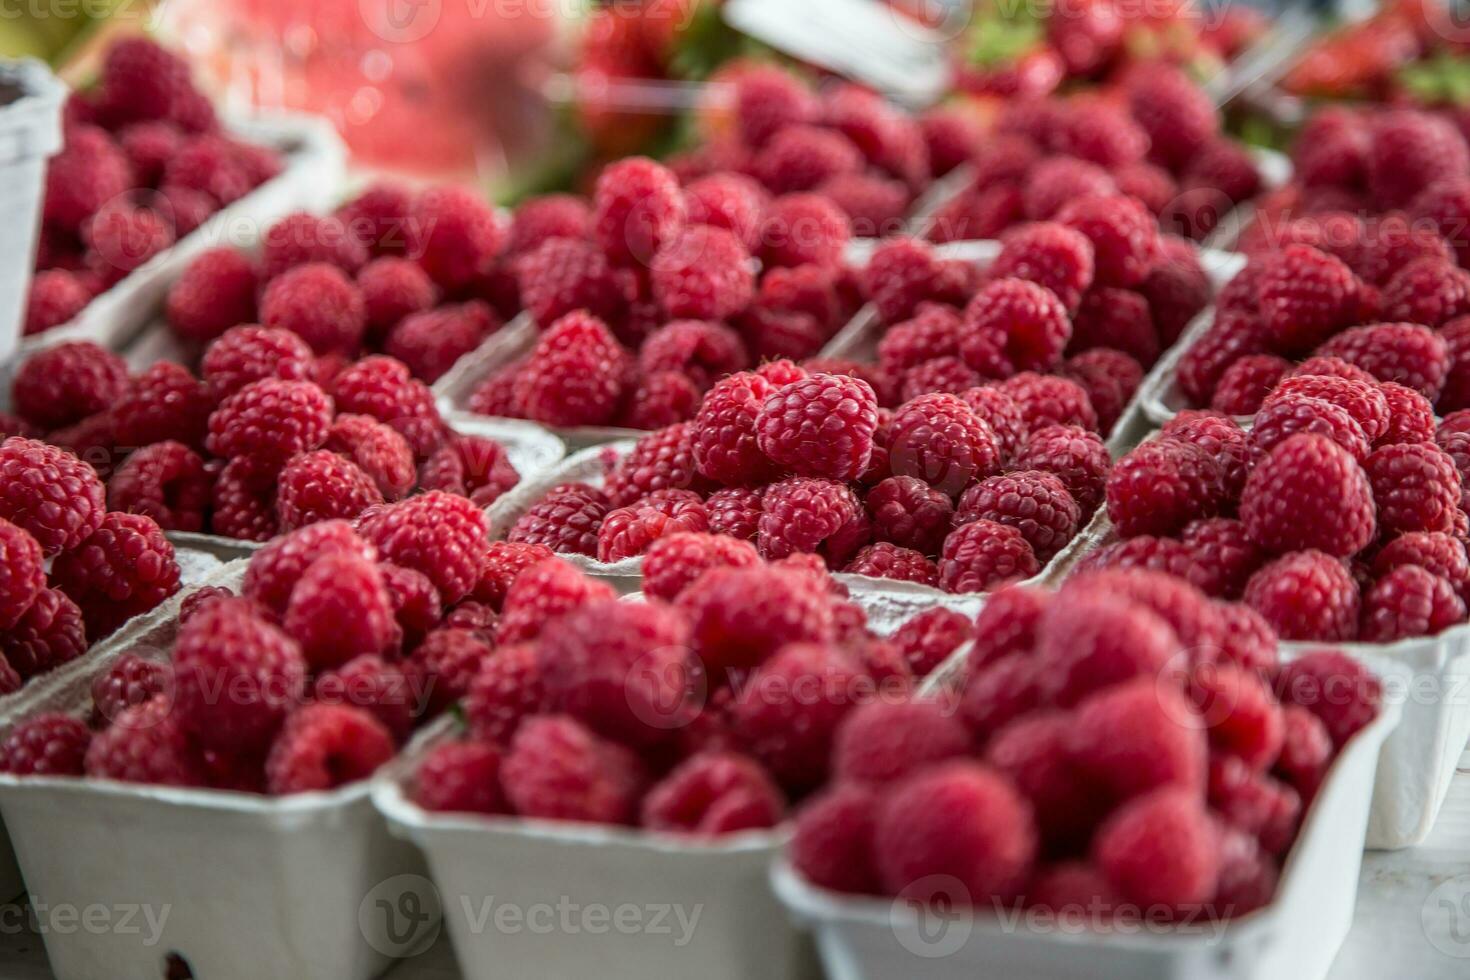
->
[408,544,992,825]
[792,569,1380,921]
[924,62,1263,244]
[1092,388,1470,643]
[505,353,1113,593]
[26,37,283,337]
[0,436,182,693]
[5,338,520,543]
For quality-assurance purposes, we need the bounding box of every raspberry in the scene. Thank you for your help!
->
[88,654,170,733]
[640,320,749,391]
[0,713,90,776]
[862,238,957,325]
[843,542,937,587]
[0,515,42,633]
[830,700,968,790]
[597,490,708,562]
[260,263,366,356]
[497,559,617,644]
[1361,564,1465,642]
[1210,754,1302,855]
[1290,356,1375,384]
[404,186,503,291]
[1366,442,1462,538]
[1079,535,1212,593]
[84,695,206,787]
[200,325,315,400]
[173,601,306,754]
[1380,258,1470,330]
[591,156,685,265]
[1275,650,1382,748]
[886,607,972,676]
[358,492,488,605]
[876,307,961,375]
[385,301,497,384]
[331,356,447,460]
[1317,322,1450,401]
[516,238,627,328]
[504,193,591,256]
[791,783,882,893]
[1241,434,1376,557]
[751,123,862,194]
[243,520,375,613]
[759,193,851,270]
[861,476,950,555]
[1368,110,1470,210]
[43,125,133,234]
[677,565,833,673]
[47,510,176,638]
[725,62,818,147]
[1377,382,1438,446]
[1177,312,1273,406]
[1209,355,1291,415]
[1255,246,1360,355]
[1069,288,1160,367]
[1251,393,1370,461]
[264,704,395,794]
[639,751,783,834]
[617,372,698,430]
[1032,585,1177,704]
[282,553,395,670]
[356,256,437,341]
[1105,440,1224,540]
[209,457,278,542]
[508,484,607,557]
[756,477,868,566]
[513,312,629,427]
[898,357,980,402]
[1274,704,1333,803]
[1173,518,1263,600]
[956,470,1080,562]
[23,269,91,337]
[998,373,1099,434]
[959,279,1071,378]
[1094,788,1219,910]
[1188,662,1284,770]
[682,172,763,248]
[413,741,505,814]
[1064,349,1144,434]
[886,393,1001,498]
[604,422,707,507]
[320,414,415,502]
[1267,374,1390,446]
[819,173,909,237]
[1022,157,1117,223]
[643,532,760,600]
[1125,61,1217,166]
[1053,195,1157,289]
[1011,425,1109,516]
[952,388,1023,465]
[1,588,85,681]
[107,441,211,532]
[755,374,878,481]
[1372,531,1470,594]
[12,341,129,431]
[379,564,441,647]
[503,713,649,823]
[685,493,751,546]
[938,519,1039,595]
[1245,550,1360,642]
[1140,238,1212,345]
[992,223,1096,313]
[412,627,495,712]
[165,247,258,343]
[463,643,543,745]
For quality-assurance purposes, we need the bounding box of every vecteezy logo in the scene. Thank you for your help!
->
[1424,875,1470,960]
[361,0,442,44]
[360,874,443,958]
[891,875,973,959]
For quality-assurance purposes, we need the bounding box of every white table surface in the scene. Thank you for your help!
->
[3,748,1468,979]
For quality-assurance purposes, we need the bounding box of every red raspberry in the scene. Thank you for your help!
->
[0,713,90,776]
[1064,348,1144,434]
[107,441,211,532]
[677,565,833,673]
[1441,319,1470,413]
[1241,434,1376,557]
[759,193,851,270]
[887,393,1001,498]
[791,784,881,893]
[411,627,496,713]
[23,269,91,337]
[509,484,607,557]
[1410,178,1470,267]
[1317,322,1450,401]
[207,379,332,466]
[0,516,43,631]
[43,125,133,234]
[1069,287,1159,367]
[331,356,447,460]
[1272,704,1333,803]
[1372,531,1470,594]
[84,695,206,787]
[833,700,969,788]
[597,490,708,562]
[1366,442,1462,536]
[819,173,909,238]
[844,543,939,587]
[1139,237,1212,344]
[755,374,878,481]
[1179,518,1264,599]
[12,341,129,431]
[639,320,749,391]
[721,62,817,148]
[604,422,707,507]
[173,600,306,754]
[1210,754,1302,854]
[992,717,1101,854]
[513,312,629,428]
[412,741,504,814]
[1022,157,1117,223]
[504,194,591,256]
[618,372,700,430]
[643,532,761,601]
[886,607,972,676]
[502,714,647,823]
[264,704,395,794]
[1055,194,1159,289]
[651,226,755,322]
[516,236,627,326]
[1094,788,1219,910]
[862,237,960,325]
[1250,393,1371,461]
[1267,374,1390,445]
[385,301,497,384]
[1255,246,1360,355]
[921,105,982,176]
[963,586,1044,672]
[257,211,368,279]
[876,306,961,374]
[959,279,1071,377]
[990,222,1095,313]
[165,248,258,343]
[1361,564,1465,642]
[1,588,85,681]
[684,172,767,251]
[497,559,617,644]
[957,470,1080,562]
[358,492,488,605]
[259,263,366,356]
[865,476,953,555]
[464,643,544,745]
[957,386,1027,463]
[418,435,519,507]
[1106,440,1224,539]
[641,751,785,834]
[898,356,981,403]
[48,512,177,637]
[356,256,437,341]
[243,520,376,614]
[178,586,238,628]
[998,372,1099,434]
[1176,311,1272,406]
[320,414,415,502]
[403,185,503,291]
[88,654,170,731]
[200,325,315,400]
[1245,550,1360,642]
[1291,356,1376,383]
[1012,424,1109,516]
[702,487,761,541]
[209,457,279,542]
[751,123,862,194]
[378,564,440,649]
[1188,662,1285,770]
[282,553,395,670]
[1380,258,1470,330]
[1125,61,1217,165]
[1079,536,1213,594]
[443,601,497,642]
[1033,587,1178,706]
[961,649,1044,744]
[1378,382,1438,447]
[756,478,868,566]
[592,157,685,266]
[938,519,1039,594]
[1368,109,1470,210]
[1275,650,1382,748]
[1209,355,1291,415]
[741,306,826,362]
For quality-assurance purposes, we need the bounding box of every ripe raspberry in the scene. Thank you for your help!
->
[865,476,953,555]
[703,487,762,541]
[501,714,647,823]
[876,306,961,375]
[1094,788,1219,909]
[759,193,851,270]
[107,441,211,532]
[173,601,306,754]
[604,422,708,507]
[1317,322,1450,401]
[1377,382,1438,447]
[755,374,878,481]
[374,565,439,649]
[282,553,395,670]
[618,372,699,430]
[1179,518,1263,599]
[158,249,257,346]
[862,238,958,325]
[898,357,980,403]
[1368,110,1470,210]
[1245,550,1360,642]
[886,393,1001,498]
[1361,565,1465,642]
[756,477,868,566]
[1209,355,1291,415]
[200,325,315,400]
[1,588,85,681]
[638,321,748,392]
[1069,287,1159,367]
[84,695,206,787]
[1021,156,1116,223]
[724,62,818,147]
[1267,374,1390,445]
[1250,393,1370,461]
[12,342,129,431]
[1241,434,1376,557]
[330,356,447,460]
[1176,311,1272,406]
[356,256,437,341]
[677,565,833,674]
[264,704,395,794]
[793,783,884,895]
[1366,442,1462,536]
[1275,650,1382,748]
[88,653,172,729]
[955,386,1025,463]
[1272,704,1333,803]
[1107,440,1224,539]
[597,490,708,562]
[882,607,970,677]
[752,122,863,194]
[957,470,1080,562]
[0,713,90,776]
[461,643,543,746]
[643,532,760,600]
[517,237,627,326]
[1012,424,1109,516]
[23,269,91,337]
[257,210,367,279]
[1063,348,1144,434]
[998,373,1098,433]
[508,484,607,557]
[1372,531,1470,594]
[504,194,591,256]
[0,518,44,629]
[829,700,967,790]
[513,312,629,428]
[412,627,495,712]
[209,457,279,542]
[259,263,366,356]
[43,125,133,234]
[358,492,488,605]
[1255,246,1360,355]
[818,173,909,237]
[640,751,784,834]
[938,519,1040,594]
[1079,535,1213,594]
[320,414,415,502]
[592,157,685,265]
[496,559,617,645]
[683,172,767,251]
[243,520,376,614]
[990,222,1095,312]
[958,279,1071,378]
[844,542,939,587]
[384,301,497,384]
[1055,195,1158,289]
[111,362,212,451]
[1032,586,1178,705]
[1380,258,1470,330]
[412,741,505,814]
[404,186,503,291]
[48,511,176,639]
[205,380,331,469]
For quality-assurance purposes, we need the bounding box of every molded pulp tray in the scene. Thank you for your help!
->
[773,653,1403,980]
[0,563,433,980]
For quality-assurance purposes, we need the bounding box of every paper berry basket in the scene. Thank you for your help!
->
[0,59,66,365]
[769,653,1401,980]
[5,111,347,374]
[0,563,437,980]
[1046,505,1470,850]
